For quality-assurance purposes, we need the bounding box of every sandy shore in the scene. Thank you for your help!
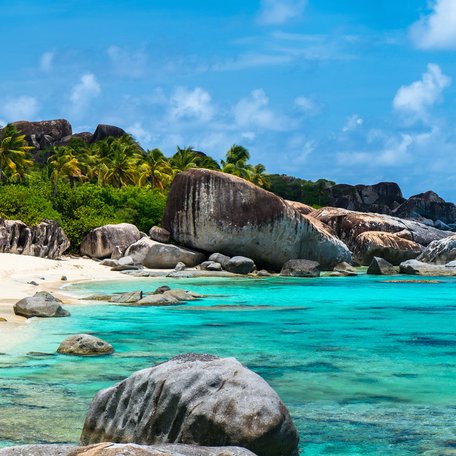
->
[0,253,140,352]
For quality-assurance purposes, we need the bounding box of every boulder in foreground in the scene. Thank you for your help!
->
[162,169,351,270]
[367,257,397,275]
[14,291,70,318]
[80,353,299,456]
[57,334,113,356]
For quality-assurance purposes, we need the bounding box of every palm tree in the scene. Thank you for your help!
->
[140,148,174,190]
[170,146,198,173]
[0,124,33,183]
[48,146,86,195]
[221,144,253,180]
[250,163,270,189]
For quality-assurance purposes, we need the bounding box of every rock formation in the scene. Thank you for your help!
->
[14,291,70,318]
[162,169,351,270]
[90,124,127,143]
[80,223,142,259]
[367,257,397,275]
[416,234,456,264]
[80,353,299,456]
[399,259,456,276]
[57,334,113,356]
[280,259,320,277]
[285,200,314,215]
[0,219,70,259]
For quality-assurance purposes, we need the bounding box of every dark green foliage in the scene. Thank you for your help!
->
[269,174,335,207]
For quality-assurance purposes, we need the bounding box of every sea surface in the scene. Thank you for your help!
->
[1,275,456,455]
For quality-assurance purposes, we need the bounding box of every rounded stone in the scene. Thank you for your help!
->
[57,334,113,356]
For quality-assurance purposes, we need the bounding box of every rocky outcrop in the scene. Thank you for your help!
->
[327,182,405,214]
[14,291,70,318]
[57,334,113,356]
[394,191,456,227]
[162,169,351,270]
[90,124,127,143]
[367,257,397,275]
[280,259,320,277]
[399,259,456,276]
[352,231,423,265]
[0,219,70,259]
[80,353,299,456]
[285,200,314,215]
[0,443,257,456]
[416,234,456,264]
[125,238,206,268]
[80,224,142,259]
[312,207,451,255]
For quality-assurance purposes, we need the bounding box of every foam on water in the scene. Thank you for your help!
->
[1,275,456,455]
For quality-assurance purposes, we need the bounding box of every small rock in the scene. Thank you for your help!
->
[0,317,7,322]
[27,281,39,286]
[118,256,134,266]
[200,261,222,271]
[208,252,231,269]
[225,256,255,274]
[367,257,397,275]
[256,269,272,277]
[153,286,171,294]
[111,265,140,272]
[333,262,357,274]
[175,261,186,271]
[110,291,143,303]
[164,289,203,301]
[134,294,181,306]
[280,259,320,277]
[100,259,119,267]
[61,275,67,281]
[149,226,171,243]
[57,334,113,356]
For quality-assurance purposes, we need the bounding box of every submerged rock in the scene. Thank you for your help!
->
[57,334,113,356]
[14,291,70,318]
[110,291,143,303]
[162,169,351,270]
[367,257,397,275]
[281,259,320,277]
[80,354,299,456]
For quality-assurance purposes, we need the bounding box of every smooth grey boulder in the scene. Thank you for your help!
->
[149,226,171,243]
[281,259,320,277]
[399,259,456,276]
[57,334,113,356]
[208,252,231,268]
[14,291,70,318]
[134,294,180,306]
[162,169,351,270]
[80,354,299,456]
[200,261,222,271]
[100,259,119,267]
[80,223,141,259]
[0,219,70,259]
[417,234,456,264]
[110,291,143,303]
[0,443,257,456]
[367,257,397,275]
[333,262,357,275]
[225,256,255,274]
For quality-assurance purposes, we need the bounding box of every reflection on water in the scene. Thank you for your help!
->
[1,275,456,455]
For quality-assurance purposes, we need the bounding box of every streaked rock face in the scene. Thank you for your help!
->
[80,353,299,456]
[417,234,456,264]
[162,169,351,270]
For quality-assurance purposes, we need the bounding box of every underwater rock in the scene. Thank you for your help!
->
[57,334,113,356]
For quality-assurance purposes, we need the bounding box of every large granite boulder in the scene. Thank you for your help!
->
[416,234,456,264]
[162,169,351,270]
[311,207,451,250]
[352,231,422,265]
[0,443,257,456]
[80,353,299,456]
[394,191,456,226]
[80,224,142,259]
[0,219,70,259]
[399,259,456,276]
[90,124,127,143]
[285,200,314,215]
[367,257,397,275]
[125,238,206,268]
[14,291,70,318]
[57,334,113,356]
[280,259,320,277]
[224,256,255,274]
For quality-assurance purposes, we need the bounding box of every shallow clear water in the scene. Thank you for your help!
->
[1,275,456,455]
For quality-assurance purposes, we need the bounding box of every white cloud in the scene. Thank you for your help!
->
[39,51,54,72]
[169,87,214,122]
[257,0,307,25]
[342,114,363,132]
[294,96,320,116]
[127,122,153,145]
[1,96,39,122]
[410,0,456,49]
[233,89,286,131]
[69,73,101,117]
[107,46,148,77]
[393,64,451,122]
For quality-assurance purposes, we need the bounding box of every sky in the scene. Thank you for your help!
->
[1,0,456,200]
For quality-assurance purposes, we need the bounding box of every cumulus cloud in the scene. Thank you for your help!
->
[127,122,154,145]
[1,96,39,122]
[410,0,456,49]
[69,73,101,117]
[39,51,54,72]
[342,114,363,132]
[257,0,307,25]
[169,87,214,122]
[107,46,148,77]
[233,89,286,131]
[294,96,320,116]
[393,64,451,122]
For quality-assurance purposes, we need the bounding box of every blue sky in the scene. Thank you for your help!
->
[2,0,456,199]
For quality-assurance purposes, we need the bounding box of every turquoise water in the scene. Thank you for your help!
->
[1,275,456,455]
